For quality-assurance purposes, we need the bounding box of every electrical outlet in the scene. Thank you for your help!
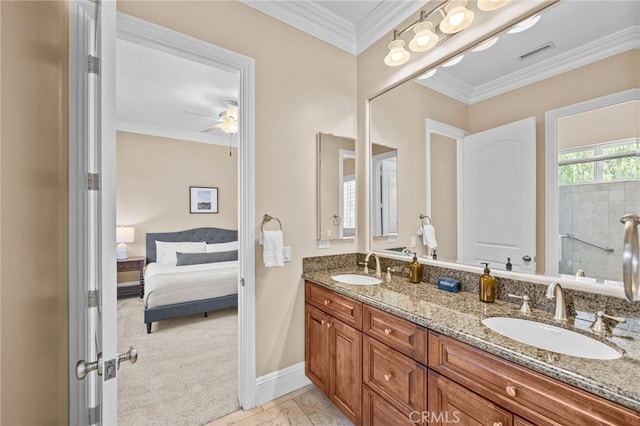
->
[283,246,292,262]
[410,236,417,248]
[318,240,330,249]
[387,234,397,243]
[327,229,332,238]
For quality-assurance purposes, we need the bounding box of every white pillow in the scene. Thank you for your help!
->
[205,241,238,253]
[155,241,206,265]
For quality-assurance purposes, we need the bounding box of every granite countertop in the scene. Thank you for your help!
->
[303,268,640,413]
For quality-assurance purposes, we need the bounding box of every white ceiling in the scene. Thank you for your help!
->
[116,1,640,144]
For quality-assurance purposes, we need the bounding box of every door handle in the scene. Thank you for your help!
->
[76,352,103,380]
[522,255,532,262]
[117,345,138,369]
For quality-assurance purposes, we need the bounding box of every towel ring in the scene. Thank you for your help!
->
[261,213,282,233]
[419,214,432,225]
[332,214,342,225]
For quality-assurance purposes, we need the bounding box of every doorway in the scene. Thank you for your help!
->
[69,4,256,422]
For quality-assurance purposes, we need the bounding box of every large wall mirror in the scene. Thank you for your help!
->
[317,132,357,240]
[369,0,639,290]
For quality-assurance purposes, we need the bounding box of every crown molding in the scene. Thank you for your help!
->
[356,0,428,54]
[117,120,237,147]
[421,25,639,105]
[240,0,356,54]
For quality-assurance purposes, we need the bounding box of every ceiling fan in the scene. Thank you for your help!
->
[182,100,238,134]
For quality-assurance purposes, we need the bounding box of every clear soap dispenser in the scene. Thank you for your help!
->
[479,262,496,303]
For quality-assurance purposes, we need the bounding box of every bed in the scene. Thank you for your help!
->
[144,227,239,333]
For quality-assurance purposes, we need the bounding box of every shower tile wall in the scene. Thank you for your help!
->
[559,181,640,282]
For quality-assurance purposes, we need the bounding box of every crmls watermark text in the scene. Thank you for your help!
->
[409,411,461,423]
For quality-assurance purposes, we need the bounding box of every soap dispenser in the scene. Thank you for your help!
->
[409,254,421,283]
[479,263,496,303]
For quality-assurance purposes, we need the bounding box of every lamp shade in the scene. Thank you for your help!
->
[384,39,411,67]
[409,21,439,52]
[116,226,135,243]
[439,0,475,34]
[478,0,510,11]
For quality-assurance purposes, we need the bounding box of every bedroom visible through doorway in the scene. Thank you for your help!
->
[114,24,242,425]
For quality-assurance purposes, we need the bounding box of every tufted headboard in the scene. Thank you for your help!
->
[145,227,238,264]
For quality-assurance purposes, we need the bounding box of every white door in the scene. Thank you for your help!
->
[460,117,536,273]
[70,1,121,424]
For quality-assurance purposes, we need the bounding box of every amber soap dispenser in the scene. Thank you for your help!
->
[479,262,496,303]
[409,253,421,283]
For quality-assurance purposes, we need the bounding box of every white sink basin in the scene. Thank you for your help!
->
[331,274,382,285]
[482,317,621,360]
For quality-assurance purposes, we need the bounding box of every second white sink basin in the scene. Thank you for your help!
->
[482,317,621,360]
[331,274,382,285]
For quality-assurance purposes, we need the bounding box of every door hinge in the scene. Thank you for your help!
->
[88,173,100,191]
[104,358,116,381]
[240,277,245,287]
[88,405,99,425]
[88,55,100,75]
[88,290,99,308]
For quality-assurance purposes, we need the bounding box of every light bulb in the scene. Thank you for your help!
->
[384,39,410,67]
[409,21,439,52]
[439,0,474,34]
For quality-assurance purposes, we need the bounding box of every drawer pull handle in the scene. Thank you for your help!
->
[327,321,332,328]
[505,386,516,397]
[324,300,330,305]
[320,320,325,325]
[493,423,503,426]
[383,373,392,381]
[384,328,392,336]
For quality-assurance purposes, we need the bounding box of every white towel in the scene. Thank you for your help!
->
[262,230,284,267]
[417,224,438,250]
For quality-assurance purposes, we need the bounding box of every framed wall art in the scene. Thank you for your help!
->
[189,186,218,214]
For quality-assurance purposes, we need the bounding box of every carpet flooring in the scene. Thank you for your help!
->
[117,297,240,426]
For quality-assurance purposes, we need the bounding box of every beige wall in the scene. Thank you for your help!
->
[116,131,238,282]
[117,0,358,377]
[0,1,69,424]
[430,134,457,262]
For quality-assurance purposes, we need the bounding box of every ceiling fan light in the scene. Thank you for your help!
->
[409,21,439,52]
[439,0,474,34]
[219,116,238,134]
[477,0,510,11]
[384,39,410,66]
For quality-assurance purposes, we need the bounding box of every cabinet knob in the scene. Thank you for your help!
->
[324,300,330,305]
[383,373,392,381]
[327,321,332,328]
[320,320,325,325]
[384,328,392,336]
[505,385,517,397]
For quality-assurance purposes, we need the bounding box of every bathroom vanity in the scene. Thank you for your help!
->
[303,269,640,425]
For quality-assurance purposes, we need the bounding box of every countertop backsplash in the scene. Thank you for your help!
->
[303,252,640,332]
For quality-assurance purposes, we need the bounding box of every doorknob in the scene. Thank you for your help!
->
[76,352,103,380]
[117,346,138,368]
[522,255,532,262]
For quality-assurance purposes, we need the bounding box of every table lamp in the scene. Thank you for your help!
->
[116,226,135,260]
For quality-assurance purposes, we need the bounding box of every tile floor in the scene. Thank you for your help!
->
[207,384,354,426]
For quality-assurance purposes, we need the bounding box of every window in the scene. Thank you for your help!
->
[558,139,638,185]
[342,176,356,237]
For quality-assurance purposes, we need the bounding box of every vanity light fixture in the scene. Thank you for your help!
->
[442,54,464,67]
[417,69,437,80]
[472,36,499,52]
[507,14,541,34]
[439,0,475,34]
[384,31,411,67]
[384,0,510,67]
[477,0,510,12]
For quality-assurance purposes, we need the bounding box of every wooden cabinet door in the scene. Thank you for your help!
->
[363,385,417,425]
[305,304,330,394]
[329,316,362,425]
[428,369,513,426]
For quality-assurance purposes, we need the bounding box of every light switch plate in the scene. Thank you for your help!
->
[318,240,330,249]
[410,236,417,248]
[283,246,292,262]
[387,234,397,243]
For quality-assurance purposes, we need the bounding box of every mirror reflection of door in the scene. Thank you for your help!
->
[460,117,536,273]
[371,144,398,237]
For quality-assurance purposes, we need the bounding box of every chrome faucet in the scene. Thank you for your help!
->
[545,282,567,321]
[361,252,382,278]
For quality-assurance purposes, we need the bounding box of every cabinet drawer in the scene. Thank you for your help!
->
[363,305,427,364]
[363,385,418,425]
[305,281,362,329]
[428,331,640,426]
[363,336,426,416]
[117,260,141,271]
[428,370,513,426]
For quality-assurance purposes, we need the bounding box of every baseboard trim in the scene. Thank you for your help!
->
[255,362,312,406]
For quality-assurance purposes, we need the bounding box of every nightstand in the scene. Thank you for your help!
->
[117,256,145,298]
